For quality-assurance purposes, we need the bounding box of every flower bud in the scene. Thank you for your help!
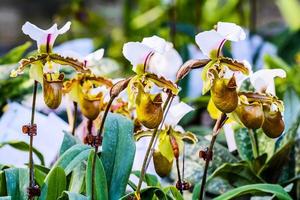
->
[235,102,264,129]
[262,105,285,138]
[136,91,163,129]
[110,78,131,98]
[153,151,173,177]
[43,73,64,109]
[211,76,238,113]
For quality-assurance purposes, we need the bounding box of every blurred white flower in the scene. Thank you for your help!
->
[249,69,286,95]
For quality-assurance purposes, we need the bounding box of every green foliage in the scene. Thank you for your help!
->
[213,183,292,200]
[0,141,45,165]
[208,162,264,187]
[58,192,87,200]
[4,168,28,200]
[132,171,160,187]
[85,150,108,200]
[59,131,79,156]
[234,128,254,161]
[0,42,31,65]
[52,144,91,175]
[100,113,136,200]
[39,167,66,200]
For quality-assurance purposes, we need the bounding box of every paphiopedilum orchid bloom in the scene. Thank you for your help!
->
[134,99,197,177]
[63,73,113,120]
[195,22,250,113]
[122,36,180,129]
[233,69,286,138]
[10,22,90,109]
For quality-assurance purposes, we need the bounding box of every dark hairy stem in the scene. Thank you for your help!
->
[175,157,183,194]
[71,102,78,136]
[28,80,38,199]
[199,113,228,200]
[135,92,173,198]
[91,97,115,200]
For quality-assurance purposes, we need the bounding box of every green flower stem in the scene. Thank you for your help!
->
[249,129,259,158]
[91,97,115,200]
[199,113,228,200]
[135,92,174,198]
[28,80,38,199]
[71,102,78,136]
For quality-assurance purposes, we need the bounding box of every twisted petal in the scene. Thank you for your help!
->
[85,49,104,67]
[217,22,246,41]
[250,69,286,95]
[22,21,71,52]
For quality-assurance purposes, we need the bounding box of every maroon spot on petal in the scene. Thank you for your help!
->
[46,34,52,53]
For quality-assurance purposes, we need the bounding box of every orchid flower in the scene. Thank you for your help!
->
[122,36,180,129]
[63,73,112,120]
[211,68,286,138]
[195,22,250,96]
[134,99,197,177]
[10,22,90,109]
[194,22,251,114]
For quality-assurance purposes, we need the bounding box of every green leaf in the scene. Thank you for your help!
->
[163,186,184,200]
[0,141,45,165]
[234,128,254,161]
[259,141,294,183]
[68,163,85,193]
[256,129,276,160]
[86,150,108,200]
[58,191,88,200]
[213,183,292,200]
[39,167,66,200]
[120,186,168,200]
[100,113,136,200]
[276,0,300,30]
[4,168,28,200]
[132,171,160,187]
[208,162,264,187]
[0,42,31,64]
[34,165,50,187]
[283,88,300,130]
[59,131,79,156]
[52,144,91,175]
